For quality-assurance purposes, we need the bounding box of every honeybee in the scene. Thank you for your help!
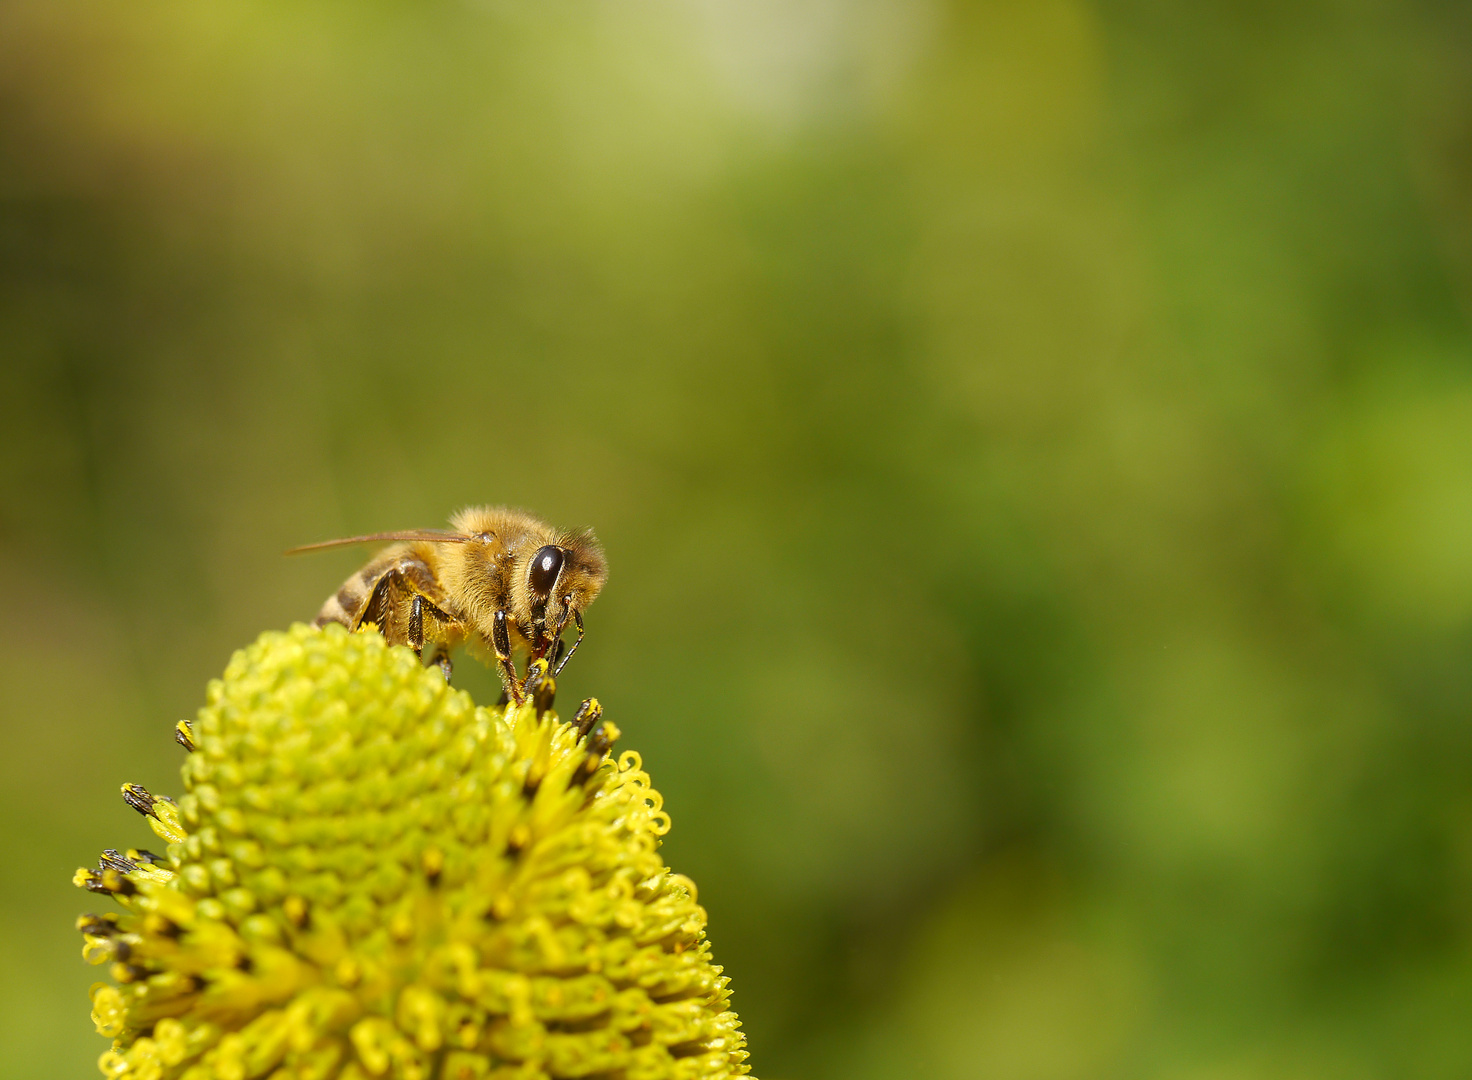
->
[290,506,607,703]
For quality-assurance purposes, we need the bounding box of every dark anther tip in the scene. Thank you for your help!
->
[532,677,556,718]
[121,784,157,816]
[573,698,603,739]
[100,849,139,874]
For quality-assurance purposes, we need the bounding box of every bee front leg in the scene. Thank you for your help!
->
[492,610,524,705]
[552,609,585,676]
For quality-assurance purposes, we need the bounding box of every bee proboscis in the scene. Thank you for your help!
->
[290,506,607,703]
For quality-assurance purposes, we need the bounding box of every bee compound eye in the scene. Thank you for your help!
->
[528,545,565,596]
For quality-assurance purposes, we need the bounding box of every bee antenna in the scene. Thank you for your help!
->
[284,530,473,556]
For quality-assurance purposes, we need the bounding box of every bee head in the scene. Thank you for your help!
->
[522,529,607,633]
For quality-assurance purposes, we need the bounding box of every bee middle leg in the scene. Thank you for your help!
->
[409,595,426,654]
[409,594,458,684]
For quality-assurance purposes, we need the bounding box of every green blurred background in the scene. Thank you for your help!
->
[5,1,1472,1077]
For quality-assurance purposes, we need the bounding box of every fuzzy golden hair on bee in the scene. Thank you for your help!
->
[289,505,607,704]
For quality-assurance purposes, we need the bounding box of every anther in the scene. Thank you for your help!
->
[523,658,556,716]
[99,849,139,874]
[506,823,531,855]
[143,912,182,939]
[576,722,617,786]
[283,895,310,929]
[111,962,147,984]
[76,913,121,936]
[533,672,556,716]
[121,783,167,819]
[573,698,603,740]
[421,846,444,885]
[82,868,138,896]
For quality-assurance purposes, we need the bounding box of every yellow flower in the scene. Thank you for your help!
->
[75,623,753,1080]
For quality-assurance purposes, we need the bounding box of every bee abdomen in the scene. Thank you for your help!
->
[315,567,384,629]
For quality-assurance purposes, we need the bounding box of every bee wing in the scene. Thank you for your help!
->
[285,530,473,555]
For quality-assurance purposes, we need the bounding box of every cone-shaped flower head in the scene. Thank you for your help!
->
[75,623,752,1080]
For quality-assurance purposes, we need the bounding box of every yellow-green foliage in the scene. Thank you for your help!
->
[75,624,751,1080]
